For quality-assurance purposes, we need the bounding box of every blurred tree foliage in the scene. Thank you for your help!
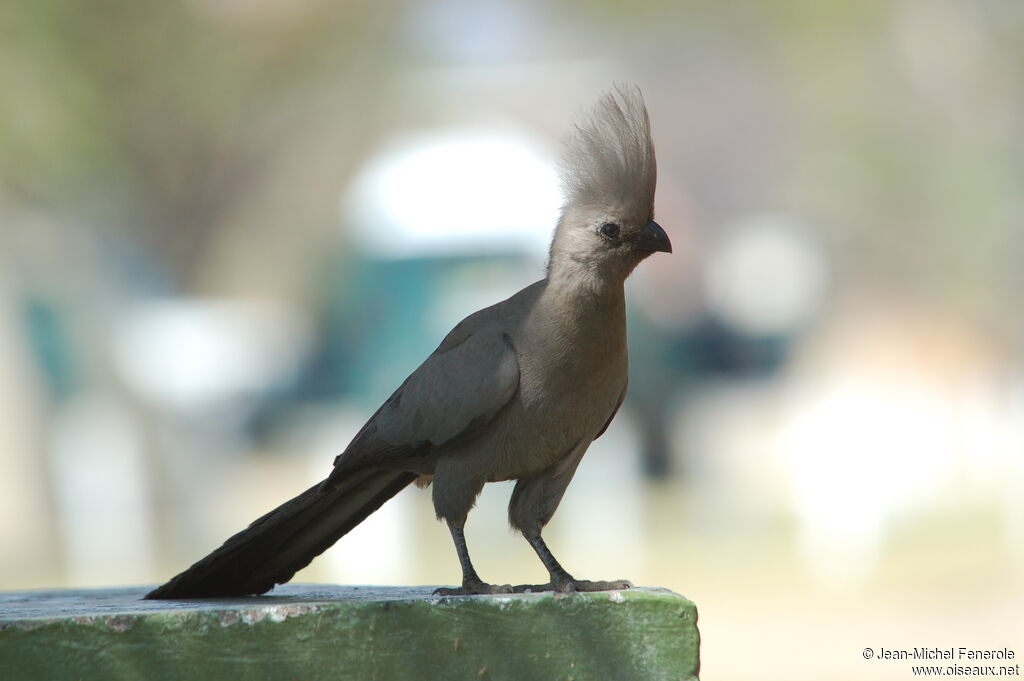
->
[1,0,1021,321]
[1,0,398,282]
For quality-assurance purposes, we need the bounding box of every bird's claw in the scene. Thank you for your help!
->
[513,578,633,593]
[434,579,514,596]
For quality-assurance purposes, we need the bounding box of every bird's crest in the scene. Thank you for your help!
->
[559,85,657,222]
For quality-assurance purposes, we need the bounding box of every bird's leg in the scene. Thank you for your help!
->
[433,521,513,596]
[514,533,633,593]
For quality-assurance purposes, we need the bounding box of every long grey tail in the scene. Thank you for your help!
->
[145,469,418,599]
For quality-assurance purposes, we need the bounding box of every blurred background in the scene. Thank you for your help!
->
[2,0,1023,678]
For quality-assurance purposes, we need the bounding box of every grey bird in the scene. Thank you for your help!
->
[146,85,671,599]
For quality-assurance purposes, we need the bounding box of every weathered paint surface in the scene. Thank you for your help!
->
[0,585,699,681]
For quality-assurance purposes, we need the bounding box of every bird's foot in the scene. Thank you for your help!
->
[513,577,633,594]
[434,578,514,596]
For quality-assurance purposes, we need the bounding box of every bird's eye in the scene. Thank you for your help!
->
[600,223,621,239]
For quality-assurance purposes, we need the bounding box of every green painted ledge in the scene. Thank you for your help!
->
[0,585,699,681]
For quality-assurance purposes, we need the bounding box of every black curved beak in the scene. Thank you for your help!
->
[636,219,672,253]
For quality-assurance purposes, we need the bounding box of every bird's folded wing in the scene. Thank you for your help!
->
[331,323,520,473]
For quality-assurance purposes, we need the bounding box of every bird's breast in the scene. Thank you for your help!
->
[489,328,626,477]
[452,284,630,481]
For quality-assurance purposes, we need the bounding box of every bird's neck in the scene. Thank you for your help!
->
[536,264,628,367]
[544,258,627,309]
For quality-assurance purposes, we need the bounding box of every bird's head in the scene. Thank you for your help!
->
[548,85,671,285]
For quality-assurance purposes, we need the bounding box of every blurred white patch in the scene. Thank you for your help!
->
[49,393,154,585]
[1007,377,1024,559]
[781,376,958,586]
[342,129,561,261]
[706,214,827,336]
[114,299,308,410]
[777,315,1024,587]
